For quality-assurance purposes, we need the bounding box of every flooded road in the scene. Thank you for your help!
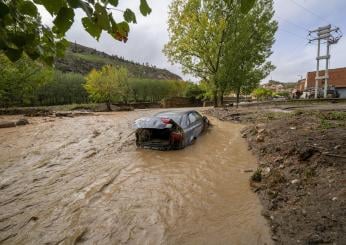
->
[0,110,272,244]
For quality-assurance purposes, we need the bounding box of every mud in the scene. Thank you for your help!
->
[208,107,346,244]
[0,110,272,244]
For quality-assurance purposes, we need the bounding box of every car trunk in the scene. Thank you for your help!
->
[136,128,172,149]
[134,118,184,150]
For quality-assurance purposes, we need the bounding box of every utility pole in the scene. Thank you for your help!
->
[308,25,342,98]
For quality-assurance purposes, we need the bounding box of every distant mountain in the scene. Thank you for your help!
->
[55,42,182,80]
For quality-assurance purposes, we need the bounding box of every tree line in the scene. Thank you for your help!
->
[0,54,203,108]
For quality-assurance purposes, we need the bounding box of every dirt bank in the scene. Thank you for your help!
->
[0,109,272,244]
[207,106,346,244]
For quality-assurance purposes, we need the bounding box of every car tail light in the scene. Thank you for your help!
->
[171,132,183,142]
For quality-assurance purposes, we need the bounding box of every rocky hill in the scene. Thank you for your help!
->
[55,42,182,80]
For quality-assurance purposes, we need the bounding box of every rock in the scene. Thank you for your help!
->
[255,124,265,131]
[274,156,284,163]
[291,179,300,184]
[334,145,341,150]
[332,197,338,201]
[271,235,279,241]
[258,128,266,134]
[16,118,29,126]
[298,147,317,161]
[290,127,296,130]
[264,167,271,174]
[256,134,265,142]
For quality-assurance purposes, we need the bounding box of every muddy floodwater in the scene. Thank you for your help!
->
[0,110,272,244]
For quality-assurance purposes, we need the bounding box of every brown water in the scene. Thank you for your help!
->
[0,110,272,244]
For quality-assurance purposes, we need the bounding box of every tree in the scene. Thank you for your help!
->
[184,82,205,99]
[0,0,152,63]
[0,53,52,107]
[252,87,273,101]
[217,0,277,107]
[164,0,229,106]
[84,65,128,111]
[163,0,257,106]
[36,71,88,106]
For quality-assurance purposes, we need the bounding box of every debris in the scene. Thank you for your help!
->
[0,118,29,128]
[298,147,317,161]
[243,169,254,173]
[291,179,300,185]
[256,134,265,142]
[0,121,16,128]
[16,118,29,126]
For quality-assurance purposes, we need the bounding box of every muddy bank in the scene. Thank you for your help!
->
[207,107,346,244]
[0,110,272,244]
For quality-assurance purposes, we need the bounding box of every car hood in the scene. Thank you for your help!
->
[134,117,175,129]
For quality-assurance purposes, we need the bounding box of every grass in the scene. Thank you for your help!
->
[69,52,116,65]
[251,168,262,182]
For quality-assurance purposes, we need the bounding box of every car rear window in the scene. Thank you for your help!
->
[156,113,182,124]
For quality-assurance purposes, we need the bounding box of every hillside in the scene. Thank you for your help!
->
[55,43,182,80]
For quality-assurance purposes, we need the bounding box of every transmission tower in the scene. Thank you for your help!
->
[308,25,342,98]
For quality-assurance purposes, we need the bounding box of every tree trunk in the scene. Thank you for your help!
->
[220,90,225,106]
[236,88,240,108]
[106,101,112,111]
[213,90,218,107]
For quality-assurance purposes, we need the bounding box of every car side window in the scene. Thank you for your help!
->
[181,115,189,128]
[193,112,202,121]
[188,113,197,124]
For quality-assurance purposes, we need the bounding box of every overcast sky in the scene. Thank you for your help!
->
[41,0,346,83]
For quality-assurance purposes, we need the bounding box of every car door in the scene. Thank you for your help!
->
[192,112,204,136]
[185,112,201,143]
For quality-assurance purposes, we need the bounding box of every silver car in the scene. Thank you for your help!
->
[134,110,209,150]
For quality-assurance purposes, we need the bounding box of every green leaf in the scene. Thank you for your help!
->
[94,3,110,30]
[0,2,10,18]
[53,7,75,36]
[108,0,119,7]
[82,17,102,40]
[56,38,69,57]
[140,0,151,16]
[67,0,80,8]
[5,48,23,62]
[78,1,93,18]
[18,1,38,17]
[34,0,66,15]
[123,9,136,23]
[241,0,256,14]
[117,21,129,36]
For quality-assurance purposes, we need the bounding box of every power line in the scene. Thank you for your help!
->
[276,16,310,32]
[279,28,309,42]
[289,0,330,24]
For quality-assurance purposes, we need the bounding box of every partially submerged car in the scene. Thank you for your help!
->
[134,110,209,150]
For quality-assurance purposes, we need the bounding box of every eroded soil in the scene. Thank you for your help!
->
[0,110,272,244]
[207,104,346,244]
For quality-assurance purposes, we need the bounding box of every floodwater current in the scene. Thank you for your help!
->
[0,110,272,244]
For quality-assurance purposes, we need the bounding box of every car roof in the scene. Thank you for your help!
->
[154,110,197,117]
